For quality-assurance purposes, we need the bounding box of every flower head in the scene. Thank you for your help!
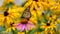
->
[0,8,20,25]
[16,18,34,32]
[5,22,16,33]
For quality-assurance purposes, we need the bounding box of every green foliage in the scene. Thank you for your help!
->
[37,19,41,24]
[53,27,59,34]
[0,26,5,32]
[38,28,44,32]
[27,29,36,34]
[11,29,18,34]
[6,2,14,8]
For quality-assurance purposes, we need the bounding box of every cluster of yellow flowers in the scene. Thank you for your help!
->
[0,0,60,34]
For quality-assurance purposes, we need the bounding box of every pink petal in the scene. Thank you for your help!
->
[27,27,30,30]
[20,24,26,31]
[25,27,29,31]
[17,24,22,30]
[17,23,22,26]
[16,23,24,31]
[27,23,34,28]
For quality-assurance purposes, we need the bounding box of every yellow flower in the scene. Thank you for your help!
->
[0,0,17,10]
[29,10,37,26]
[46,14,57,20]
[0,8,20,25]
[41,19,57,34]
[23,0,45,11]
[23,0,33,10]
[33,0,44,11]
[44,29,56,34]
[4,0,14,4]
[41,22,56,30]
[57,19,60,23]
[41,14,58,34]
[17,7,26,13]
[18,32,25,34]
[52,3,60,15]
[5,23,16,33]
[40,0,58,11]
[0,1,17,12]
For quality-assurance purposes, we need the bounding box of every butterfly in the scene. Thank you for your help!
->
[21,7,31,19]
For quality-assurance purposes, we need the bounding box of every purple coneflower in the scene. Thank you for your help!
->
[16,18,34,32]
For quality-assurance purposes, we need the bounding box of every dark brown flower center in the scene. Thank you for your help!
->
[33,7,36,10]
[33,0,38,2]
[50,15,52,17]
[10,23,14,26]
[20,18,28,24]
[42,12,44,15]
[21,21,28,24]
[46,23,50,26]
[4,11,9,16]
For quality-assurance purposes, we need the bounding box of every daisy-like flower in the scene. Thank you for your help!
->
[52,3,60,15]
[23,0,45,11]
[44,28,56,34]
[46,14,59,24]
[41,18,57,34]
[0,1,17,13]
[5,22,16,33]
[41,23,56,34]
[4,0,14,4]
[16,18,34,32]
[40,14,58,34]
[0,0,17,10]
[40,0,59,11]
[0,8,20,26]
[46,14,57,21]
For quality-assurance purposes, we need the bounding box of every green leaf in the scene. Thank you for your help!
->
[38,28,44,32]
[11,29,18,34]
[37,19,41,24]
[44,19,48,23]
[27,29,36,34]
[0,26,5,32]
[41,18,48,23]
[6,2,14,8]
[8,31,13,34]
[53,27,59,34]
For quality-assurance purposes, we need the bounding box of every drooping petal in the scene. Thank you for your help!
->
[27,22,34,28]
[25,24,30,30]
[17,23,23,30]
[20,24,26,31]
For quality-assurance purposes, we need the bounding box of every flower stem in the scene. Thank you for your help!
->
[25,30,26,34]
